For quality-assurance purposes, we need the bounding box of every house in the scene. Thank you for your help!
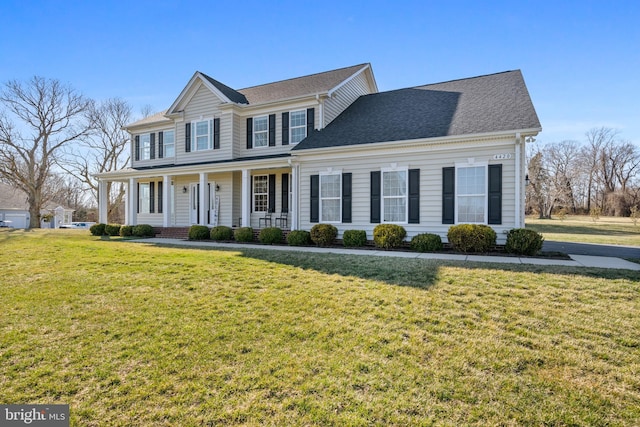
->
[96,64,541,242]
[0,183,75,229]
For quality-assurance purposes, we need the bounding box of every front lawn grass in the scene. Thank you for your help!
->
[1,229,639,426]
[526,215,640,246]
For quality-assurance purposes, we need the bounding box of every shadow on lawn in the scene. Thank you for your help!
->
[528,223,640,236]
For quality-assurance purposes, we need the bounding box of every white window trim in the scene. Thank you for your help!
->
[192,118,214,151]
[140,133,151,160]
[319,171,342,223]
[381,167,409,224]
[162,128,176,158]
[139,182,150,214]
[253,115,269,149]
[289,109,307,145]
[454,161,488,224]
[253,174,269,212]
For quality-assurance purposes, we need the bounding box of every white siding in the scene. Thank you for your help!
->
[324,71,372,126]
[297,139,518,243]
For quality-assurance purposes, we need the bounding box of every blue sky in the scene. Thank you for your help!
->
[1,0,638,146]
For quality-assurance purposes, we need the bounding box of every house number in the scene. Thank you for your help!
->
[493,153,512,160]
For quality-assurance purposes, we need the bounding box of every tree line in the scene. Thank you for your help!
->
[526,127,640,218]
[0,76,151,227]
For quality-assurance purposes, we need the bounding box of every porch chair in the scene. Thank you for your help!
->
[275,211,288,228]
[259,210,272,227]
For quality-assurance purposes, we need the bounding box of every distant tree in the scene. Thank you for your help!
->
[0,76,91,228]
[63,97,132,223]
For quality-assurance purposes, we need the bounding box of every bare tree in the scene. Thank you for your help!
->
[62,97,132,224]
[583,127,618,212]
[0,76,91,228]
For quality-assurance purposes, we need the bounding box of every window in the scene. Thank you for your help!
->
[253,175,268,212]
[382,170,407,223]
[193,119,212,151]
[163,130,175,158]
[320,173,341,222]
[290,110,306,144]
[140,134,151,160]
[456,165,486,223]
[253,116,268,148]
[139,183,150,214]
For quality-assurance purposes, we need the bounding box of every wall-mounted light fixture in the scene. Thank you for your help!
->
[216,184,220,191]
[182,186,188,194]
[525,174,530,186]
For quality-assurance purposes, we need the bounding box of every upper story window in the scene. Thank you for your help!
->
[253,116,268,148]
[140,134,151,160]
[290,110,306,144]
[193,119,213,151]
[456,165,486,223]
[382,169,408,223]
[253,175,268,212]
[320,172,341,222]
[163,130,175,158]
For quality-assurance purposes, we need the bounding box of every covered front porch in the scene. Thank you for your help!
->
[97,157,300,231]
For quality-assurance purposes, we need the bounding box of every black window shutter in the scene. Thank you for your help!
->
[158,181,163,214]
[306,108,315,137]
[408,169,420,224]
[150,133,155,159]
[342,172,352,223]
[488,164,502,224]
[149,182,155,213]
[310,175,319,223]
[213,118,220,149]
[185,123,191,153]
[137,182,140,213]
[250,176,253,212]
[442,167,455,224]
[268,174,276,212]
[134,135,140,161]
[246,118,253,149]
[268,114,276,147]
[282,112,289,145]
[370,171,381,223]
[281,174,289,213]
[158,131,164,159]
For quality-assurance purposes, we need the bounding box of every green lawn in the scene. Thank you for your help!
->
[526,215,640,246]
[1,230,639,426]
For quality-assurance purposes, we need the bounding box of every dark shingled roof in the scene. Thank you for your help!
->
[237,64,369,104]
[200,73,249,104]
[293,70,540,151]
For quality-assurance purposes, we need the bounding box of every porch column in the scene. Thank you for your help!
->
[241,169,250,227]
[199,172,207,226]
[124,182,129,225]
[128,178,138,226]
[98,179,108,224]
[162,175,170,227]
[291,165,299,230]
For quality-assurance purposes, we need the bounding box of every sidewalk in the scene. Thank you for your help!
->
[132,238,640,271]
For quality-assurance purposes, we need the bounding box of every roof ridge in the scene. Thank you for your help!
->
[237,63,369,92]
[415,70,521,88]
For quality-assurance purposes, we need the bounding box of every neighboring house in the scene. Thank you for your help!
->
[96,64,541,242]
[0,183,74,229]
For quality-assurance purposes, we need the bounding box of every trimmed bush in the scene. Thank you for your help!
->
[259,227,283,244]
[188,225,210,240]
[119,225,133,237]
[234,227,254,243]
[104,224,121,236]
[410,233,443,252]
[287,230,311,246]
[310,224,338,247]
[90,223,106,236]
[132,224,155,238]
[343,229,367,247]
[210,226,233,241]
[373,224,407,250]
[505,228,544,256]
[447,224,496,253]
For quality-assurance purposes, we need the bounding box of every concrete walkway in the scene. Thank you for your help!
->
[132,238,640,271]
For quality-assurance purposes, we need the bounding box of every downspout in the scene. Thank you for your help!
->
[515,133,522,228]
